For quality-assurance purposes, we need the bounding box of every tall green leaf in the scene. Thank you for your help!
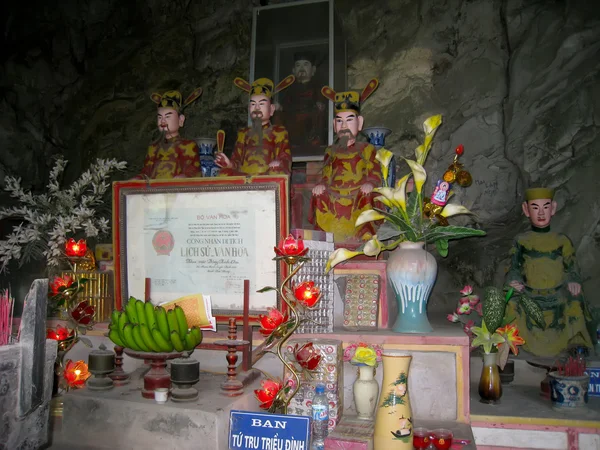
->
[424,226,486,243]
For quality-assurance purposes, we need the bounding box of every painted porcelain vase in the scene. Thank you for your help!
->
[373,351,412,450]
[387,241,437,333]
[548,371,589,410]
[478,352,502,404]
[363,127,392,149]
[353,364,379,420]
[363,126,395,187]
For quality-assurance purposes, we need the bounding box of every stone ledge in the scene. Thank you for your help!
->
[53,371,261,450]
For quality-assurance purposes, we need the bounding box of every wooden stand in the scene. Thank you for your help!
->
[214,318,249,397]
[108,345,130,386]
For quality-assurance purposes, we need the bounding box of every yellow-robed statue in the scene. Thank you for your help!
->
[505,187,593,357]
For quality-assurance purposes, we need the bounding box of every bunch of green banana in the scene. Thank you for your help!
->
[108,296,203,353]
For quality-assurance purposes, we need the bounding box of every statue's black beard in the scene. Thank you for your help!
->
[152,128,169,146]
[333,133,352,150]
[250,116,263,140]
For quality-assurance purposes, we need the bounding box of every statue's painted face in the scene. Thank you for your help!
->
[333,111,365,145]
[292,59,316,83]
[157,107,185,138]
[249,94,275,125]
[522,198,557,228]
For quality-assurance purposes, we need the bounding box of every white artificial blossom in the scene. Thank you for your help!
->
[0,157,127,272]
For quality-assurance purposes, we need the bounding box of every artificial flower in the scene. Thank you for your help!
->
[440,204,473,218]
[415,114,443,164]
[460,285,473,296]
[274,235,308,258]
[471,321,505,354]
[258,308,288,336]
[404,159,427,194]
[363,236,383,257]
[394,175,409,212]
[459,296,470,305]
[46,324,74,341]
[294,342,322,371]
[254,378,284,410]
[468,295,480,306]
[463,320,475,336]
[65,238,87,257]
[50,275,75,295]
[70,301,95,326]
[456,303,472,315]
[0,157,127,273]
[474,302,483,316]
[447,313,459,323]
[325,248,362,273]
[496,324,525,356]
[293,281,321,308]
[375,148,394,182]
[355,209,386,227]
[63,359,90,388]
[352,346,378,367]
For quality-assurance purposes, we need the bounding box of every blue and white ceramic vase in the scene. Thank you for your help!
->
[387,241,437,333]
[363,127,395,187]
[363,127,392,149]
[195,137,220,177]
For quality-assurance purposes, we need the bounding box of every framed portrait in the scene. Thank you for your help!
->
[112,176,289,322]
[250,0,347,161]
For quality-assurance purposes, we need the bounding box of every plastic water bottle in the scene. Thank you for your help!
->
[311,384,329,450]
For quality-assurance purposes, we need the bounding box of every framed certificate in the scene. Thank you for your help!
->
[112,176,289,321]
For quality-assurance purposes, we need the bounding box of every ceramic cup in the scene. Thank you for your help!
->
[154,388,169,404]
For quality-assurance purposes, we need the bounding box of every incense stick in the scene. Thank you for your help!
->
[0,288,15,346]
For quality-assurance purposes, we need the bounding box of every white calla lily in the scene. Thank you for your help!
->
[394,175,409,212]
[374,195,393,208]
[416,115,443,164]
[415,144,425,162]
[363,236,383,257]
[423,115,443,136]
[376,148,394,168]
[372,186,393,205]
[326,248,362,273]
[404,159,427,194]
[440,204,474,218]
[355,209,386,227]
[376,148,394,184]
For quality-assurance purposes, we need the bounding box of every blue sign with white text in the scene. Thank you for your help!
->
[229,410,311,450]
[586,367,600,397]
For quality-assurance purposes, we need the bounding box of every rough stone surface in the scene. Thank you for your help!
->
[0,341,57,450]
[338,0,600,315]
[19,278,49,416]
[1,0,599,316]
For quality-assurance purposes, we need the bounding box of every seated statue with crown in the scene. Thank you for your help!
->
[136,88,203,179]
[504,187,593,357]
[216,76,295,176]
[309,79,383,242]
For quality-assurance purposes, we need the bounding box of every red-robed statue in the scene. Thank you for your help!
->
[309,79,383,242]
[136,88,203,179]
[216,77,295,176]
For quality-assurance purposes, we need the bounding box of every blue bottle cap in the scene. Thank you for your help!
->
[315,384,325,394]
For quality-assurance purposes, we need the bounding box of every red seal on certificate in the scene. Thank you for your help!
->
[152,230,175,256]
